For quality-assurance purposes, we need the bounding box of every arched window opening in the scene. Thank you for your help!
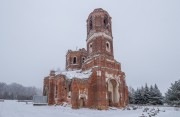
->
[55,85,58,98]
[106,42,110,52]
[106,43,109,48]
[73,57,77,64]
[89,17,93,30]
[104,15,108,29]
[82,57,85,63]
[89,43,92,53]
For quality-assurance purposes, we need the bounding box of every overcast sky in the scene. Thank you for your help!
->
[0,0,180,94]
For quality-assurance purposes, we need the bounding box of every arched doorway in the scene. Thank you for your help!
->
[107,79,119,106]
[79,97,85,108]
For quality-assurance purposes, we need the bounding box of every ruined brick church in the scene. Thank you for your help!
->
[43,8,128,110]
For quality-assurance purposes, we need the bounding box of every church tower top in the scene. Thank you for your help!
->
[86,8,112,40]
[86,8,114,58]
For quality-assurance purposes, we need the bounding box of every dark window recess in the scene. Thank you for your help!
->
[89,17,93,30]
[82,57,85,63]
[106,43,109,48]
[69,85,71,91]
[104,15,108,29]
[73,57,76,64]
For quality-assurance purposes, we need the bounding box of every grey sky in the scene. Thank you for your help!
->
[0,0,180,94]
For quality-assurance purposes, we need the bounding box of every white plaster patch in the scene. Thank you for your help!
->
[68,91,71,98]
[79,93,88,99]
[106,59,114,63]
[86,60,93,64]
[105,72,114,79]
[92,66,119,71]
[84,54,100,63]
[97,71,101,76]
[87,32,112,43]
[105,73,120,87]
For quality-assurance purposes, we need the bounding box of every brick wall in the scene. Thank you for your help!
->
[42,8,128,109]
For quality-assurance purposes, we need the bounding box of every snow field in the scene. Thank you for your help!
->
[0,100,179,117]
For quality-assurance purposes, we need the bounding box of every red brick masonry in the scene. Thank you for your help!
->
[43,8,128,110]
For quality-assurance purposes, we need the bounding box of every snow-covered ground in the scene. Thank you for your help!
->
[0,100,179,117]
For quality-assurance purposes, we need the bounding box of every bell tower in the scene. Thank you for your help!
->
[86,8,114,58]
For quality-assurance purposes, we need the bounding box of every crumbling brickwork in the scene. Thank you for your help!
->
[43,8,128,109]
[66,48,87,71]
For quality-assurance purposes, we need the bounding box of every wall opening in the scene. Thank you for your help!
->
[106,42,110,52]
[89,43,92,53]
[104,15,108,29]
[54,85,57,98]
[82,57,85,63]
[73,57,77,64]
[89,17,93,30]
[80,97,85,107]
[107,79,119,106]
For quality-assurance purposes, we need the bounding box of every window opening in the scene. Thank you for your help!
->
[73,57,77,64]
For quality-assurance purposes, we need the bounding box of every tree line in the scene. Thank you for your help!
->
[129,79,180,107]
[165,79,180,106]
[129,84,163,105]
[0,82,41,100]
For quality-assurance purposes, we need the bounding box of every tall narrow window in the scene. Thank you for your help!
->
[106,42,111,52]
[106,43,109,48]
[89,43,92,53]
[73,57,77,64]
[89,17,93,30]
[104,15,108,29]
[82,57,85,63]
[54,85,57,98]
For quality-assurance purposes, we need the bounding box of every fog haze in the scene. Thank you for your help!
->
[0,0,180,94]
